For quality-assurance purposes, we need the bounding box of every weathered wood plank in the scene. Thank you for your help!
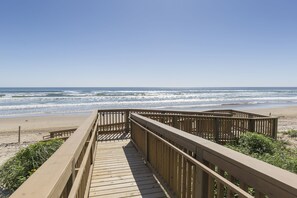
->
[88,140,168,197]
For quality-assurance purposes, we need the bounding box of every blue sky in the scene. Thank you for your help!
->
[0,0,296,87]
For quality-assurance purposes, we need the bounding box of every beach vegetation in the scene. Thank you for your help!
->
[226,132,297,174]
[0,139,63,195]
[284,129,297,138]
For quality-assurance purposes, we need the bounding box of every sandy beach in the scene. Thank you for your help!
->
[248,106,297,131]
[0,115,87,166]
[248,106,297,148]
[1,106,297,166]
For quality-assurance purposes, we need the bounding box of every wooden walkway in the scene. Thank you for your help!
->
[88,140,168,198]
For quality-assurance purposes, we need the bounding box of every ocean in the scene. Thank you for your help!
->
[0,87,297,117]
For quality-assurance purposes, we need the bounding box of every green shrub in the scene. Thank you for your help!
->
[237,132,275,155]
[227,132,297,174]
[0,139,63,194]
[286,130,297,138]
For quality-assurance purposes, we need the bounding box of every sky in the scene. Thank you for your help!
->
[0,0,297,87]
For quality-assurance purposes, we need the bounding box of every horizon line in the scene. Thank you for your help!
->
[1,86,297,88]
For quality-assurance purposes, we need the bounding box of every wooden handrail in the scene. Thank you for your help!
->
[68,117,99,197]
[130,113,297,197]
[130,118,253,198]
[139,113,278,120]
[9,108,282,197]
[95,108,233,117]
[204,109,268,118]
[43,127,77,140]
[141,113,278,141]
[11,111,98,198]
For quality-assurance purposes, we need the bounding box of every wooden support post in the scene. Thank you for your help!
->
[71,159,76,185]
[95,123,98,141]
[214,118,220,143]
[172,116,178,128]
[90,146,93,165]
[249,119,255,132]
[272,118,278,139]
[144,130,148,161]
[18,126,21,144]
[194,147,208,198]
[125,110,130,134]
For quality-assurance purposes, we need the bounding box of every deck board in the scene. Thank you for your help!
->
[88,140,168,198]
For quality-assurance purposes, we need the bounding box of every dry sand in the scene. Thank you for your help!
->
[1,106,297,166]
[248,106,297,148]
[0,114,87,166]
[249,106,297,131]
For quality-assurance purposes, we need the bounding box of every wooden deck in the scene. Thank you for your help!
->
[89,140,168,198]
[14,109,296,198]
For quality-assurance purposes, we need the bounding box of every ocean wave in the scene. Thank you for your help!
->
[2,88,297,100]
[0,97,296,111]
[2,94,297,106]
[1,87,297,116]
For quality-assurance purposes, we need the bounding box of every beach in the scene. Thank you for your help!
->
[1,106,297,166]
[0,115,87,166]
[249,106,297,131]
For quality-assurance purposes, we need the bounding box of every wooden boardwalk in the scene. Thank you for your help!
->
[89,140,168,198]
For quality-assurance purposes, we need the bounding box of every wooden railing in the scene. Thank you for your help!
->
[205,109,267,118]
[130,113,297,198]
[10,108,282,198]
[140,114,278,142]
[11,111,98,198]
[95,109,233,141]
[95,109,277,142]
[43,128,77,140]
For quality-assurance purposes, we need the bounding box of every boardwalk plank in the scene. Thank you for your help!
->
[88,140,168,197]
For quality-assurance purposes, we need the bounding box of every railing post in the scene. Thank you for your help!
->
[161,112,165,123]
[71,159,76,185]
[249,119,256,132]
[18,126,21,144]
[214,118,220,143]
[125,110,130,134]
[194,147,209,198]
[172,115,178,128]
[272,118,278,139]
[144,130,148,161]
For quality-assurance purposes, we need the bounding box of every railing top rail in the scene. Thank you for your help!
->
[129,108,232,115]
[204,109,269,118]
[139,113,278,120]
[11,110,98,198]
[130,113,297,196]
[96,108,232,116]
[96,108,275,118]
[47,127,78,133]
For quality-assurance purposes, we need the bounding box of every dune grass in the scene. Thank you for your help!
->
[0,139,63,195]
[284,129,297,138]
[226,132,297,174]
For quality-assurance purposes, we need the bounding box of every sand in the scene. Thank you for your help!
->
[1,106,297,166]
[248,106,297,131]
[0,114,87,166]
[248,106,297,148]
